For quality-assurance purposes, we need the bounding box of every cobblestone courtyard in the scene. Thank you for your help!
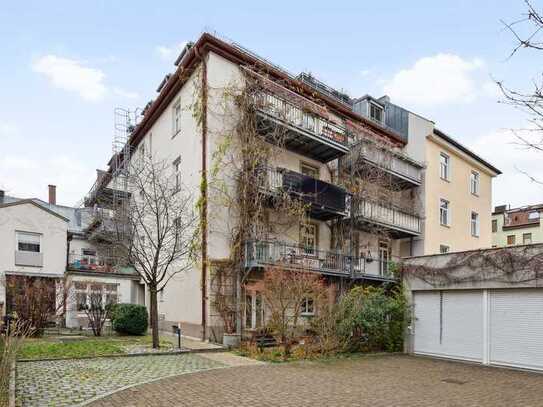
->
[16,353,227,406]
[89,355,543,407]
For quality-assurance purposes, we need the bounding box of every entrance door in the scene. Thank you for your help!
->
[245,292,264,330]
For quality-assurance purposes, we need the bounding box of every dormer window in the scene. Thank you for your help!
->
[528,211,540,220]
[369,102,384,123]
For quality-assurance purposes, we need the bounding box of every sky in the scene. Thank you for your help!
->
[1,0,542,207]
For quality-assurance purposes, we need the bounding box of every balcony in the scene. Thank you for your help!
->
[67,254,117,273]
[244,240,396,281]
[259,167,349,221]
[350,199,422,238]
[254,91,349,163]
[341,139,423,189]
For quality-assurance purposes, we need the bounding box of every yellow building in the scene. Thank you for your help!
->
[421,129,501,254]
[492,204,543,247]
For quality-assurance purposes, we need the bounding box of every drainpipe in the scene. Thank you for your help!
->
[196,46,208,341]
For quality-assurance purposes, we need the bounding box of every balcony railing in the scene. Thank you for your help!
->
[342,140,423,188]
[255,91,349,162]
[351,199,422,237]
[68,254,117,273]
[244,240,396,281]
[258,167,349,220]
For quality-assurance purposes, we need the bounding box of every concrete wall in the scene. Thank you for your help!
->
[422,134,494,254]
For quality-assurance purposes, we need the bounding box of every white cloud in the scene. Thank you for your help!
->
[468,128,543,207]
[0,153,95,205]
[112,87,140,100]
[155,42,187,62]
[382,54,487,107]
[0,122,19,139]
[32,55,107,102]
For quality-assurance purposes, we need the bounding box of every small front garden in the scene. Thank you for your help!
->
[236,268,410,363]
[18,334,175,360]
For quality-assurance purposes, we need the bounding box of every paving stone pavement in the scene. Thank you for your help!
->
[16,353,226,407]
[88,354,543,407]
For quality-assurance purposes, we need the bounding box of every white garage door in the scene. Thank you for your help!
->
[490,289,543,371]
[414,290,483,362]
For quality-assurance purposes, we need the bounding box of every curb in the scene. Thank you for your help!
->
[17,346,225,363]
[8,359,16,407]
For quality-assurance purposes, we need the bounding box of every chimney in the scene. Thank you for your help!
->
[48,185,57,205]
[0,190,4,204]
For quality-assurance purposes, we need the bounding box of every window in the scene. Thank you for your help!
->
[492,219,498,233]
[528,211,540,220]
[301,297,315,316]
[523,233,532,245]
[300,162,319,179]
[439,245,450,254]
[439,199,450,226]
[507,235,516,245]
[470,171,480,195]
[173,157,181,191]
[139,143,145,160]
[172,99,182,136]
[245,292,264,329]
[471,212,480,237]
[378,241,390,276]
[440,153,450,181]
[75,282,88,311]
[300,223,318,255]
[369,102,384,123]
[16,232,41,252]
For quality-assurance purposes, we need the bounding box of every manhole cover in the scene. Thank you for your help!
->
[441,378,468,385]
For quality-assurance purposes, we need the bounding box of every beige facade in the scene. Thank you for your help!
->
[421,131,499,254]
[492,205,543,247]
[85,33,501,341]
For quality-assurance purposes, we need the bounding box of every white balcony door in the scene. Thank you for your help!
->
[245,292,264,330]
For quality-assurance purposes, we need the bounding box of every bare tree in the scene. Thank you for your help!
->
[113,156,197,348]
[499,0,543,184]
[260,267,327,357]
[78,283,115,337]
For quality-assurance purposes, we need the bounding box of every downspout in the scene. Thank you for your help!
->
[196,47,209,341]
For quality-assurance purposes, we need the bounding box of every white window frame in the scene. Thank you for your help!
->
[172,98,182,136]
[440,153,450,181]
[471,211,480,237]
[439,244,450,254]
[439,199,450,226]
[470,171,480,196]
[368,102,384,124]
[523,233,532,245]
[16,231,41,253]
[300,223,318,255]
[301,297,315,316]
[173,157,181,192]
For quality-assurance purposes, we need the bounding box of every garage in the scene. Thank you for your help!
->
[413,288,543,371]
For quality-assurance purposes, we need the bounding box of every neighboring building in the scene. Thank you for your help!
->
[0,186,144,328]
[84,32,500,341]
[492,204,543,247]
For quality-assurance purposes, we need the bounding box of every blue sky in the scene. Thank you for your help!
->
[1,0,542,207]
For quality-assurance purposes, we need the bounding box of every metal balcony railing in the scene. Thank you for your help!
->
[342,140,423,188]
[254,91,350,162]
[258,167,349,220]
[351,199,422,237]
[244,240,397,281]
[68,254,117,273]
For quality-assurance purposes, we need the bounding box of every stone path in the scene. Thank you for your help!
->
[16,353,226,407]
[88,355,543,407]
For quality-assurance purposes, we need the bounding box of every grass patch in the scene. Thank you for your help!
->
[18,335,173,360]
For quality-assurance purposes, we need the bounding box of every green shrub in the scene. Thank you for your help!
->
[111,304,148,335]
[336,285,410,353]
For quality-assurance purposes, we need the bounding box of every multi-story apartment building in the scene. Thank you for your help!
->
[0,186,144,328]
[86,32,500,341]
[492,204,543,247]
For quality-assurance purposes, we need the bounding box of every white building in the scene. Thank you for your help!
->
[0,186,144,328]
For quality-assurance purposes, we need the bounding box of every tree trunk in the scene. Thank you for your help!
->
[150,288,160,349]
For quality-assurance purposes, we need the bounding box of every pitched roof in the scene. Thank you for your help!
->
[0,199,70,222]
